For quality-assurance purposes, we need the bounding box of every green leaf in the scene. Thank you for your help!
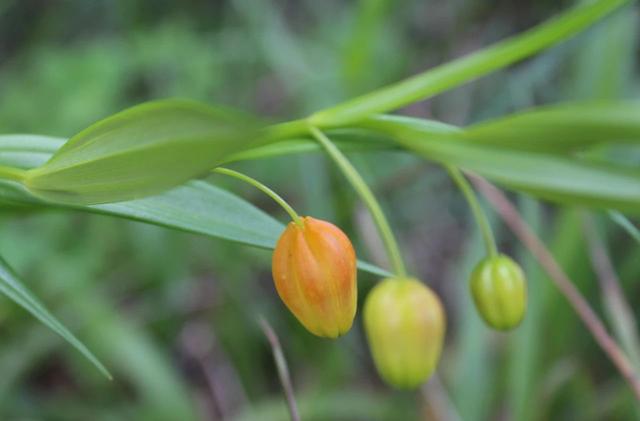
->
[23,99,262,205]
[358,102,640,155]
[0,135,392,277]
[462,102,640,153]
[309,0,630,127]
[369,118,640,212]
[0,255,111,378]
[94,180,283,249]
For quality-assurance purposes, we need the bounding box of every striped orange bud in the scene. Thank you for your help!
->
[271,216,357,338]
[364,278,445,389]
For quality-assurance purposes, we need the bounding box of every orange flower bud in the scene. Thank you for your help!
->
[364,278,446,389]
[271,216,357,338]
[470,254,527,331]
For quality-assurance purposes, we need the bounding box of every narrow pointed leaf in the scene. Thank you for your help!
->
[0,255,111,378]
[360,103,640,154]
[461,102,640,153]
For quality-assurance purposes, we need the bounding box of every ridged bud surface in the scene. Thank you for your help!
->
[470,255,527,330]
[364,278,445,389]
[272,216,357,338]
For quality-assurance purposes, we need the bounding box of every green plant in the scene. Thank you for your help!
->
[0,0,638,403]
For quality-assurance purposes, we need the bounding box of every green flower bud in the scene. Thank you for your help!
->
[470,254,527,331]
[364,278,446,389]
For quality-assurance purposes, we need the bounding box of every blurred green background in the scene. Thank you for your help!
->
[0,0,639,420]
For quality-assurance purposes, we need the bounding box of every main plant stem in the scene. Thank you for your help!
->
[446,165,497,258]
[212,167,303,227]
[309,126,407,278]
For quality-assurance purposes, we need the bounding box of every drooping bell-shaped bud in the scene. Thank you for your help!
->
[271,216,357,338]
[364,278,446,389]
[470,254,527,331]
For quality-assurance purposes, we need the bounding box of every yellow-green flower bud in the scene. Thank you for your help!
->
[364,278,445,389]
[470,254,527,331]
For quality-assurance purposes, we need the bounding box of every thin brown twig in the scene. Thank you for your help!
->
[470,175,640,401]
[258,316,301,421]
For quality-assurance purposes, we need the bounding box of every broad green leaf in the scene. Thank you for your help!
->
[24,99,262,205]
[94,180,283,249]
[309,0,631,127]
[0,135,392,277]
[462,102,640,153]
[368,119,640,212]
[0,255,111,378]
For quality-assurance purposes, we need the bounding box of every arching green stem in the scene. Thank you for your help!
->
[0,165,26,182]
[446,165,498,258]
[213,167,303,227]
[309,126,407,278]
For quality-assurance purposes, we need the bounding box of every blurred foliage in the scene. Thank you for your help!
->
[0,0,639,420]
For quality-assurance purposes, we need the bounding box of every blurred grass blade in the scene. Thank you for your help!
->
[0,135,392,278]
[310,0,630,127]
[508,198,545,421]
[73,285,198,419]
[24,99,262,205]
[571,4,638,101]
[584,215,640,372]
[609,211,640,244]
[235,391,413,421]
[0,255,111,378]
[342,0,393,93]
